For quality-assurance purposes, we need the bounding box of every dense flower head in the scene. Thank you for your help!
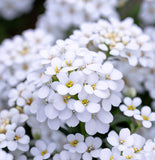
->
[1,1,155,159]
[70,17,154,68]
[0,28,54,107]
[37,0,119,39]
[23,39,124,135]
[0,0,35,20]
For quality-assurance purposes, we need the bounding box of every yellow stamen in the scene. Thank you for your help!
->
[105,74,111,80]
[65,80,74,88]
[91,83,97,90]
[16,106,24,113]
[20,47,29,56]
[110,156,114,160]
[63,95,71,104]
[81,99,89,106]
[23,63,28,70]
[128,105,136,111]
[66,60,72,66]
[70,140,78,147]
[87,145,95,152]
[133,147,141,153]
[26,97,34,105]
[55,66,61,73]
[142,115,149,121]
[119,138,125,144]
[41,150,47,156]
[125,155,133,159]
[14,135,21,141]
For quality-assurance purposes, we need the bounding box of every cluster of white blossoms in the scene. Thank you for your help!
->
[0,108,30,159]
[0,0,35,20]
[0,28,54,107]
[139,0,155,25]
[120,97,155,128]
[20,39,124,135]
[1,1,155,159]
[102,128,155,160]
[37,0,119,39]
[70,17,154,68]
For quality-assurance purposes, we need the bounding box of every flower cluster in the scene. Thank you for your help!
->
[120,97,155,128]
[0,29,54,107]
[1,1,155,159]
[101,128,155,160]
[70,17,154,68]
[37,0,119,39]
[18,39,124,135]
[0,108,30,159]
[0,0,35,20]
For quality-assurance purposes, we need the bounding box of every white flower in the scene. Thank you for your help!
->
[45,57,63,76]
[30,140,56,160]
[74,89,101,113]
[56,71,84,95]
[120,97,141,117]
[84,73,110,99]
[78,109,113,135]
[82,136,102,160]
[64,133,87,153]
[134,106,155,128]
[6,127,30,152]
[107,128,134,151]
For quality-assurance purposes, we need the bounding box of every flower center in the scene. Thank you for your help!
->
[142,115,149,121]
[110,156,114,160]
[125,155,133,159]
[26,97,34,105]
[65,80,74,88]
[91,113,97,119]
[41,150,47,156]
[81,99,89,106]
[20,47,29,56]
[105,74,111,80]
[70,140,78,147]
[63,95,71,104]
[119,138,125,144]
[133,147,141,153]
[14,135,21,141]
[87,145,95,152]
[55,66,61,73]
[91,83,97,90]
[128,105,136,110]
[66,60,72,66]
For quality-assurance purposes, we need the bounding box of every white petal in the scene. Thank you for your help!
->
[57,85,69,95]
[84,85,94,94]
[38,86,49,99]
[87,103,100,113]
[45,104,58,119]
[74,101,85,113]
[142,120,152,128]
[85,119,96,135]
